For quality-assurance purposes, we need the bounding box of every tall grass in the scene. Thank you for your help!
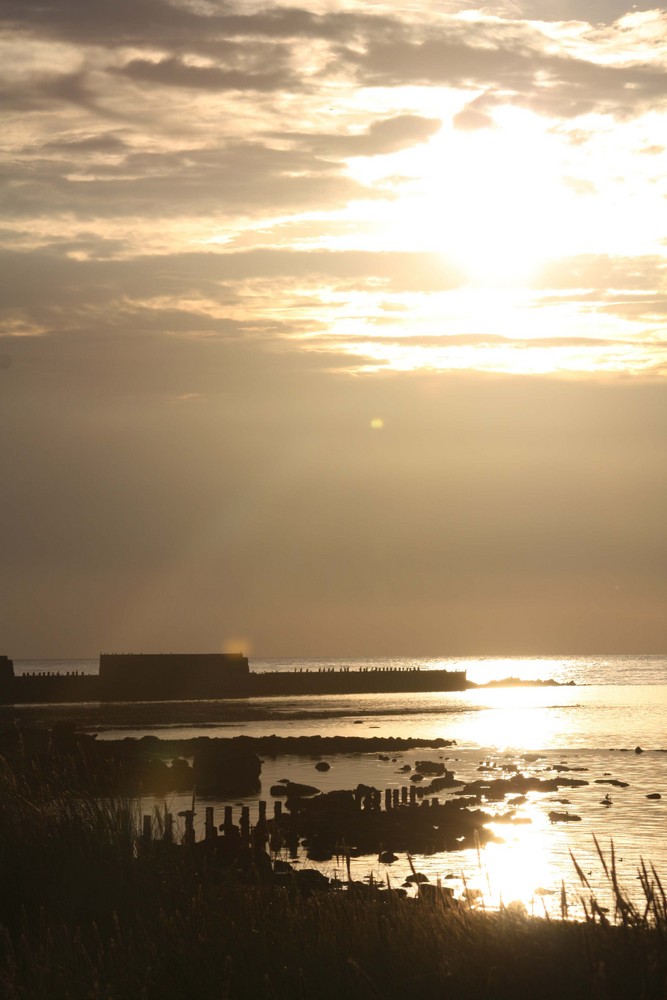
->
[0,755,666,999]
[0,752,138,932]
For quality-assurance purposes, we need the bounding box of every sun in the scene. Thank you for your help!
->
[352,107,577,287]
[425,116,576,285]
[436,162,564,285]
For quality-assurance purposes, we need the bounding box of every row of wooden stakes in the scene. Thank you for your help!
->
[140,784,445,849]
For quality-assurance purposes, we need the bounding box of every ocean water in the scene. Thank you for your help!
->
[9,654,667,917]
[12,654,667,748]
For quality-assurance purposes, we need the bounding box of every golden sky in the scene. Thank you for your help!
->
[1,1,666,656]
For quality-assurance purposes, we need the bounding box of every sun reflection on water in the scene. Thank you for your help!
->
[449,687,577,752]
[480,814,558,914]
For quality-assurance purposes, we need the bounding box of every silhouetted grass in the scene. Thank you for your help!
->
[0,758,666,999]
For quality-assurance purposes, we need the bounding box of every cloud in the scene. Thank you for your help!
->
[270,114,442,157]
[535,254,667,291]
[0,248,468,324]
[116,54,297,93]
[336,14,667,119]
[40,133,130,153]
[0,70,98,112]
[1,0,208,47]
[0,0,384,49]
[0,142,373,220]
[514,2,660,26]
[453,99,496,131]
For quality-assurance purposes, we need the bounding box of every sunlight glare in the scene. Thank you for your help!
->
[421,116,573,285]
[480,821,556,915]
[457,689,567,751]
[347,108,577,286]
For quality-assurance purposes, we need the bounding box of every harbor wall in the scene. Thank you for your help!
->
[99,653,250,699]
[0,654,467,703]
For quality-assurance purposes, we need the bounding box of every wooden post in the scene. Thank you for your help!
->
[384,788,392,811]
[205,806,217,843]
[270,800,282,852]
[409,785,416,806]
[163,812,173,844]
[240,805,250,845]
[142,814,152,844]
[254,800,268,853]
[223,805,233,835]
[180,810,195,847]
[431,797,439,807]
[392,788,400,809]
[401,786,408,805]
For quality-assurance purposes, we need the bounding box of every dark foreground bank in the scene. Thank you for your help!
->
[1,749,666,999]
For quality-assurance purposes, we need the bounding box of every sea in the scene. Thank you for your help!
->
[9,654,667,918]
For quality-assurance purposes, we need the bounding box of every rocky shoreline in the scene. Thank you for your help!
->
[0,726,457,795]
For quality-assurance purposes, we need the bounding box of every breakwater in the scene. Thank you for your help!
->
[0,653,467,704]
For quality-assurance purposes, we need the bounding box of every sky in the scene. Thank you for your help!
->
[1,0,666,658]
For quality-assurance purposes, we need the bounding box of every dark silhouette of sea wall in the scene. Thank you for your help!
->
[250,666,467,696]
[98,652,249,700]
[0,654,467,703]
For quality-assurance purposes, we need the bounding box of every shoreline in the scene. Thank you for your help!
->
[1,732,667,999]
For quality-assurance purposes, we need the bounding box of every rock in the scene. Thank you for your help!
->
[410,773,424,782]
[315,761,330,772]
[418,883,456,904]
[192,742,261,795]
[405,872,429,884]
[270,781,320,798]
[295,869,330,892]
[421,773,460,794]
[168,757,193,789]
[548,811,581,823]
[379,851,398,864]
[635,746,644,754]
[415,760,446,776]
[139,735,161,750]
[308,789,356,810]
[646,792,662,800]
